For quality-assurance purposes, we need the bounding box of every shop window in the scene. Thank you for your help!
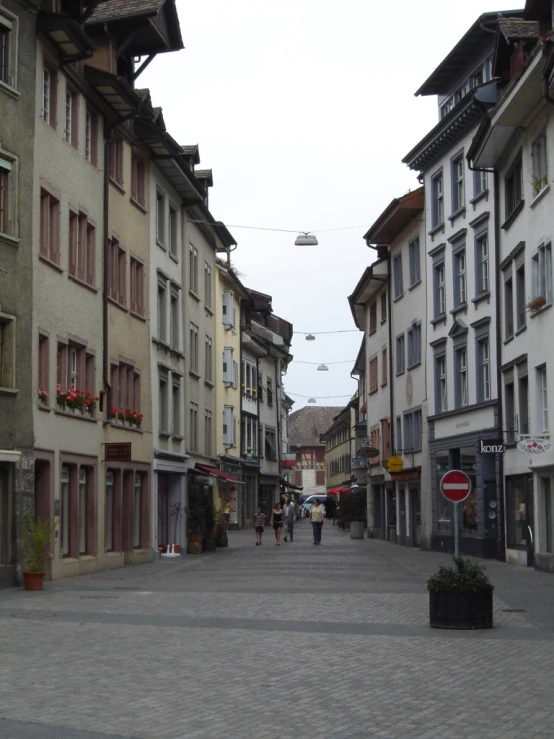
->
[506,476,528,548]
[541,478,553,554]
[459,448,477,536]
[105,470,115,551]
[436,453,450,532]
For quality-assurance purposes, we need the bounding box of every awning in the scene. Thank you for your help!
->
[194,464,244,484]
[328,486,350,495]
[279,477,303,491]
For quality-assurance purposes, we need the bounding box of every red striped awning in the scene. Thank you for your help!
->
[194,464,244,484]
[328,486,351,495]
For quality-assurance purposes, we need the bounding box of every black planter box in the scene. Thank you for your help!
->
[429,589,493,630]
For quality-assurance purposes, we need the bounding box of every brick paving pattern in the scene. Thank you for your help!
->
[1,521,554,738]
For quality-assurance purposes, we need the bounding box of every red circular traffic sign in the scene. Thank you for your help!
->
[440,470,472,503]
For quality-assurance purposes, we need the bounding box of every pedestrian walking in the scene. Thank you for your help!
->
[310,499,324,545]
[270,502,284,545]
[253,507,265,545]
[223,499,231,533]
[283,497,295,542]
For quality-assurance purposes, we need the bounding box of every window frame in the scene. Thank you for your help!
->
[407,322,421,369]
[0,311,16,390]
[131,155,146,207]
[537,365,549,434]
[393,252,403,300]
[505,152,523,220]
[408,237,420,286]
[0,150,17,239]
[453,246,467,306]
[531,131,548,196]
[532,242,552,307]
[129,255,144,317]
[189,243,198,294]
[39,186,60,265]
[41,64,57,129]
[451,151,465,214]
[0,8,17,91]
[395,333,405,376]
[431,169,444,229]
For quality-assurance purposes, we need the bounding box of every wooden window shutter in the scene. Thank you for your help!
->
[293,470,302,487]
[316,470,325,486]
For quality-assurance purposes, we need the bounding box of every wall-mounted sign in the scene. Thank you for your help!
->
[478,440,505,454]
[517,438,552,455]
[387,456,404,474]
[105,442,132,461]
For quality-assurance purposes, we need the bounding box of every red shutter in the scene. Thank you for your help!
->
[77,214,86,281]
[293,470,302,487]
[129,259,136,314]
[86,223,95,286]
[316,470,325,486]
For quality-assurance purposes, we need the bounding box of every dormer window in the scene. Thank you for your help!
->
[470,67,484,88]
[441,98,453,118]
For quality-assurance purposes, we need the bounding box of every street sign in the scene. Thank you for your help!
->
[440,469,471,503]
[387,456,404,473]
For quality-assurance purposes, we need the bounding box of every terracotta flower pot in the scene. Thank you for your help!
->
[187,532,202,555]
[173,544,181,554]
[23,571,45,591]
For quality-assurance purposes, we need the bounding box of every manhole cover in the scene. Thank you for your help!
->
[502,608,527,613]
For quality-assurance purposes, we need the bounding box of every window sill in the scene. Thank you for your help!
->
[407,361,422,371]
[395,370,405,377]
[169,252,179,264]
[472,291,490,306]
[448,207,466,224]
[501,200,524,231]
[529,302,552,318]
[504,335,514,345]
[0,387,18,397]
[380,382,388,389]
[0,232,20,248]
[428,223,445,238]
[0,80,20,100]
[205,305,214,316]
[109,177,125,195]
[189,370,201,380]
[130,197,147,215]
[408,279,422,292]
[204,380,215,389]
[393,294,404,303]
[107,296,128,312]
[369,328,377,336]
[369,388,378,396]
[106,420,143,433]
[156,240,166,251]
[130,309,146,322]
[68,274,98,293]
[172,435,184,442]
[54,409,97,423]
[39,254,63,273]
[515,325,527,336]
[430,314,447,327]
[380,318,387,325]
[530,185,550,209]
[189,289,200,302]
[450,303,468,316]
[470,189,489,208]
[37,403,51,412]
[159,431,171,439]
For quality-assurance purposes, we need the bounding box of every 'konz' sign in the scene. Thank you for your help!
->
[478,440,505,454]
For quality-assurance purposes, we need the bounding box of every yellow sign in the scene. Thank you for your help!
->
[387,456,404,473]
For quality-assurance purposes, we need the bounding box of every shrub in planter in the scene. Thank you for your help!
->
[427,556,494,630]
[215,511,228,547]
[21,514,56,591]
[336,488,366,531]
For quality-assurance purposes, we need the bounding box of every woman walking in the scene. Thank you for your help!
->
[270,502,284,545]
[310,499,324,545]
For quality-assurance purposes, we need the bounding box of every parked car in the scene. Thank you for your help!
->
[300,494,327,517]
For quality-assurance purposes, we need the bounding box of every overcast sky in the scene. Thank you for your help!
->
[140,0,523,411]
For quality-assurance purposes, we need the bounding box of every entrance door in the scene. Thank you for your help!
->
[158,474,169,550]
[410,488,421,547]
[398,488,407,546]
[525,475,535,567]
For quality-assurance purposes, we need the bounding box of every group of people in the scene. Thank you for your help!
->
[253,497,325,546]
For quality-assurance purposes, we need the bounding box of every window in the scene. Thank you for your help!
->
[369,300,377,334]
[267,376,273,406]
[403,409,422,451]
[380,291,387,322]
[242,415,257,456]
[454,249,467,305]
[205,410,212,455]
[205,335,213,383]
[0,9,16,88]
[187,243,198,294]
[474,169,487,198]
[408,238,420,286]
[369,356,378,394]
[470,67,483,88]
[407,322,421,368]
[477,338,491,402]
[110,361,140,419]
[316,470,325,486]
[189,323,199,373]
[532,243,552,306]
[395,416,402,454]
[440,98,453,118]
[109,135,123,186]
[538,365,548,433]
[69,211,95,286]
[41,66,57,128]
[172,378,181,437]
[222,290,235,328]
[85,110,98,166]
[105,470,115,551]
[133,473,142,548]
[396,334,405,375]
[504,374,515,443]
[434,262,446,316]
[170,290,179,349]
[222,347,234,385]
[381,346,387,386]
[223,406,234,446]
[264,427,277,461]
[532,132,548,195]
[204,262,212,309]
[39,188,60,263]
[393,253,403,299]
[129,257,144,316]
[157,280,167,342]
[431,171,444,228]
[451,153,464,212]
[516,262,526,331]
[38,333,49,400]
[505,154,522,218]
[455,347,469,408]
[131,156,145,206]
[504,273,514,340]
[108,238,126,306]
[156,189,165,245]
[0,312,15,389]
[518,369,529,435]
[454,83,467,103]
[64,88,78,147]
[0,154,15,236]
[475,234,489,294]
[169,203,178,257]
[159,372,168,432]
[436,355,447,413]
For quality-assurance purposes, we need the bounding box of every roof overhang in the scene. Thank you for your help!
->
[38,11,96,61]
[351,336,366,376]
[363,188,424,245]
[471,47,544,169]
[84,66,142,120]
[348,259,388,329]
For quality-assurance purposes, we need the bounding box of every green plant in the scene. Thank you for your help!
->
[170,501,182,543]
[336,488,366,529]
[21,514,55,572]
[215,511,227,537]
[427,556,494,593]
[532,175,543,194]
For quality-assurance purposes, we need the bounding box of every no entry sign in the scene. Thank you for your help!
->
[440,470,471,503]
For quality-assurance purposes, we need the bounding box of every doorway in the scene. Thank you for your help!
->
[524,475,534,567]
[158,474,169,550]
[410,487,421,547]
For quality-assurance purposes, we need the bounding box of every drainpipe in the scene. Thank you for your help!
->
[386,250,395,458]
[274,355,282,480]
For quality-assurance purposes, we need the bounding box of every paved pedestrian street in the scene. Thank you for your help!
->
[1,521,554,739]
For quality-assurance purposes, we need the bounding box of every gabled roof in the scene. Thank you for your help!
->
[348,259,388,329]
[181,144,201,164]
[195,169,214,187]
[364,188,424,245]
[352,336,365,377]
[87,0,165,24]
[288,406,343,447]
[498,18,540,39]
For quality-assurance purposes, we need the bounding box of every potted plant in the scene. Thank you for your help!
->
[336,487,366,537]
[186,491,205,554]
[427,556,494,630]
[215,511,228,547]
[169,501,182,554]
[37,389,48,404]
[526,296,546,312]
[21,514,56,591]
[203,499,216,552]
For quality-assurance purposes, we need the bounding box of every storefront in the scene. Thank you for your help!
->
[390,469,422,547]
[152,450,188,557]
[259,477,279,520]
[192,463,244,527]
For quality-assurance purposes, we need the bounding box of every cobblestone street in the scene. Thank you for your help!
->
[1,521,554,739]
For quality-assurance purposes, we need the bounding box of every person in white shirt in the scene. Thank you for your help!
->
[283,497,295,542]
[310,499,324,544]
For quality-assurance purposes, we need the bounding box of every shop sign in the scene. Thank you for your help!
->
[516,438,552,454]
[387,456,404,474]
[478,440,505,454]
[105,442,131,461]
